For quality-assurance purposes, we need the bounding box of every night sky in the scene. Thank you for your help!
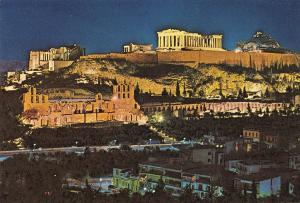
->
[0,0,300,60]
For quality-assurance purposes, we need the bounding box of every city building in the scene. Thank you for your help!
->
[190,145,224,165]
[6,71,27,84]
[234,173,281,198]
[112,160,226,199]
[157,28,224,51]
[236,160,277,175]
[112,168,140,193]
[21,81,146,127]
[243,127,280,148]
[28,44,85,71]
[289,152,300,170]
[123,43,153,53]
[138,160,225,198]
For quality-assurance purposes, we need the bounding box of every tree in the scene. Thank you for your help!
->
[155,178,165,193]
[134,83,140,99]
[265,106,270,115]
[176,81,181,97]
[265,87,270,98]
[251,180,257,202]
[237,88,243,99]
[162,87,168,97]
[286,85,293,94]
[243,87,248,98]
[198,89,205,98]
[247,103,252,115]
[272,107,278,117]
[179,185,199,203]
[169,89,172,96]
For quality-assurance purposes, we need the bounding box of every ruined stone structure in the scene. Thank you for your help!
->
[140,100,287,115]
[123,43,153,53]
[157,29,224,51]
[28,44,85,71]
[22,81,146,127]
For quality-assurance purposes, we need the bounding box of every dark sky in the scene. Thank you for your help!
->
[0,0,299,61]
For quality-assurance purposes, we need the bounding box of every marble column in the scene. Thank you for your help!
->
[192,36,194,47]
[158,37,160,47]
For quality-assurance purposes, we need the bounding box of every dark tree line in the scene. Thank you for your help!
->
[151,114,300,143]
[24,124,161,148]
[0,149,179,203]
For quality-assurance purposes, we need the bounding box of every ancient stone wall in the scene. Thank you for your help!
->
[81,52,157,64]
[81,51,300,70]
[157,51,300,70]
[50,60,74,71]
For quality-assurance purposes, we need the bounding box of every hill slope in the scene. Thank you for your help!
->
[59,58,299,96]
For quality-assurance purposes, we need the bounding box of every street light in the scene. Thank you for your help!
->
[75,141,78,147]
[99,178,102,191]
[33,143,36,150]
[149,138,152,145]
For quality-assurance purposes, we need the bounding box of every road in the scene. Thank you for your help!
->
[0,143,185,156]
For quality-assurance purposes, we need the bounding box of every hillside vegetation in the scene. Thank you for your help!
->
[62,58,299,96]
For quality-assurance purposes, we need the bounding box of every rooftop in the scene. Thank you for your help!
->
[140,160,225,176]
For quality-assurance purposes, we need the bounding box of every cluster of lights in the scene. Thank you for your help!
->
[157,115,164,122]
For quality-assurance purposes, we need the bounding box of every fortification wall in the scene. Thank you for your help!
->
[50,60,74,71]
[157,51,300,70]
[81,51,300,70]
[80,52,157,64]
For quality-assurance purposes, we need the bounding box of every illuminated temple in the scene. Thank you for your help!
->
[157,28,224,51]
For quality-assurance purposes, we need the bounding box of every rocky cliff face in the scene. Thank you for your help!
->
[64,58,300,96]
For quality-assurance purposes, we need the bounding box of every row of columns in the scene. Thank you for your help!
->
[40,51,70,61]
[142,102,284,113]
[158,35,183,48]
[40,52,50,61]
[158,35,222,49]
[183,36,221,48]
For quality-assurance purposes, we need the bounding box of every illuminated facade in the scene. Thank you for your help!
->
[123,43,153,53]
[22,81,146,127]
[28,44,85,71]
[157,29,224,51]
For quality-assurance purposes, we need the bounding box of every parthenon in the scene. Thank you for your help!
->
[157,28,224,51]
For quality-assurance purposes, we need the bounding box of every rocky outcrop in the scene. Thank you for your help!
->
[66,58,300,96]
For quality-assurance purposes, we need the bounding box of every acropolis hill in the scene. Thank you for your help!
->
[23,29,300,97]
[80,29,300,70]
